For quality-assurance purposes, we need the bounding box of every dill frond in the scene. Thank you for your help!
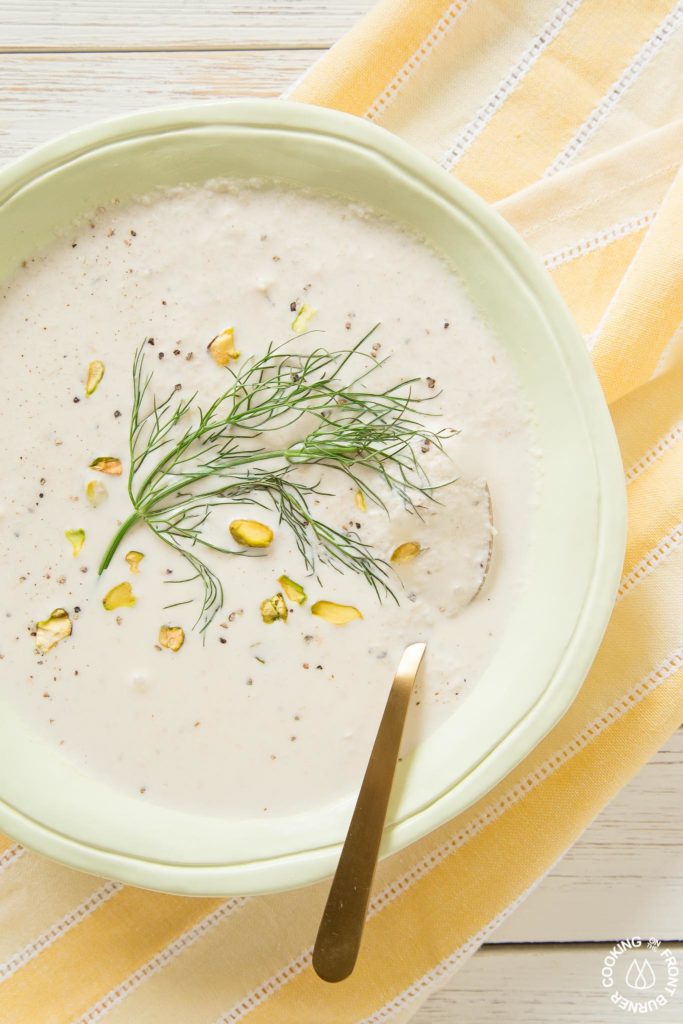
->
[98,328,451,631]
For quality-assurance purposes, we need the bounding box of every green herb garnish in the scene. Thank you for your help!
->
[97,328,447,631]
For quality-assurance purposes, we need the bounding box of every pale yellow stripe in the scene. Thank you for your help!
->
[498,118,682,255]
[101,889,326,1024]
[564,536,683,707]
[0,853,106,964]
[576,23,683,163]
[238,662,683,1022]
[454,0,676,201]
[0,889,223,1024]
[291,0,455,116]
[373,0,566,161]
[658,320,683,375]
[549,228,646,334]
[611,363,683,470]
[548,4,683,172]
[593,170,683,403]
[618,524,683,603]
[624,440,683,573]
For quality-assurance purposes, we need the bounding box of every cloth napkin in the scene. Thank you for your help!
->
[1,2,682,1022]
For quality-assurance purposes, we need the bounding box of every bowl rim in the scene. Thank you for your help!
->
[0,99,626,895]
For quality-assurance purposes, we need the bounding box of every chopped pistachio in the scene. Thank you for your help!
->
[278,575,306,605]
[85,360,105,396]
[229,519,274,548]
[35,608,72,653]
[260,593,288,624]
[103,581,136,611]
[86,479,108,507]
[354,490,367,512]
[125,550,145,574]
[311,601,362,626]
[291,303,317,334]
[64,528,85,558]
[208,327,240,366]
[89,456,122,476]
[391,541,421,564]
[158,625,185,652]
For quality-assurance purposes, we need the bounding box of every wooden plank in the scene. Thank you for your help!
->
[0,51,318,163]
[413,943,683,1023]
[0,1,373,51]
[492,730,683,943]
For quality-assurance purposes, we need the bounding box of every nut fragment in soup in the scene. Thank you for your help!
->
[230,519,273,548]
[35,608,72,653]
[86,480,108,506]
[391,541,421,564]
[261,593,288,624]
[311,601,362,626]
[208,327,239,366]
[125,550,145,574]
[354,490,367,512]
[159,625,185,652]
[64,528,85,557]
[85,360,105,396]
[103,582,136,611]
[278,575,306,605]
[291,303,317,334]
[89,457,122,476]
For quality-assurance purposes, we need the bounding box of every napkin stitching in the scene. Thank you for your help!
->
[0,843,23,876]
[618,523,683,602]
[359,873,553,1023]
[0,881,122,981]
[542,208,657,270]
[625,421,683,484]
[365,1,471,121]
[217,947,313,1023]
[441,0,584,169]
[73,898,246,1024]
[545,2,683,176]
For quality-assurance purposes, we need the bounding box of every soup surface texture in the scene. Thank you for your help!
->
[0,183,535,816]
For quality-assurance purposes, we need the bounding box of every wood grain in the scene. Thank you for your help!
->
[0,52,318,163]
[0,1,374,51]
[493,731,683,943]
[413,943,683,1023]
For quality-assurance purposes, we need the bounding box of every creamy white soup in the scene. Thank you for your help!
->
[0,183,535,817]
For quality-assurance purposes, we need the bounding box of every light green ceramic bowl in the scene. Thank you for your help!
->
[0,100,626,895]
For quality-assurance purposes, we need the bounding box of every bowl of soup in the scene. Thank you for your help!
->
[0,100,626,894]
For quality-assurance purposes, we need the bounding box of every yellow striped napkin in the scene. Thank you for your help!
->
[2,2,682,1021]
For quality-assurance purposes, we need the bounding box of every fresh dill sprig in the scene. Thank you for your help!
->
[98,328,449,631]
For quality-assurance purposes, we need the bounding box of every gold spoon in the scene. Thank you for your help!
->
[313,641,427,983]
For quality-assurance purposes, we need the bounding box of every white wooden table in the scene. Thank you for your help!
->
[2,4,681,1020]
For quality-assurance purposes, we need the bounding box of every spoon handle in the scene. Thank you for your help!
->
[312,642,427,983]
